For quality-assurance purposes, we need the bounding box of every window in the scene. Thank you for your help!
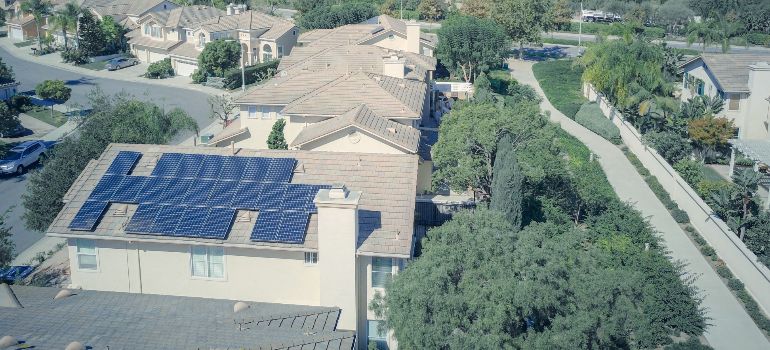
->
[367,320,388,350]
[198,33,206,47]
[149,25,162,38]
[696,81,705,96]
[277,45,284,58]
[388,34,394,40]
[248,106,258,119]
[304,252,318,265]
[262,44,273,62]
[76,239,98,270]
[261,106,271,119]
[144,25,151,36]
[191,246,224,279]
[292,29,297,36]
[729,93,740,111]
[371,257,392,288]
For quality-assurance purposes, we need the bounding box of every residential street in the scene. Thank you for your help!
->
[509,59,770,350]
[544,31,770,54]
[0,46,218,259]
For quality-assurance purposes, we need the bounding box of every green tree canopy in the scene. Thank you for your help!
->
[417,0,446,22]
[22,90,198,231]
[491,0,555,57]
[21,0,52,51]
[0,102,20,136]
[0,57,15,85]
[490,133,523,229]
[0,210,13,267]
[78,11,106,57]
[267,119,288,150]
[198,39,242,78]
[101,15,126,54]
[436,14,510,82]
[36,80,71,102]
[296,2,379,30]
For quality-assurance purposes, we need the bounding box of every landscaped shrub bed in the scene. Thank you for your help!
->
[532,59,586,118]
[574,102,621,144]
[145,58,174,79]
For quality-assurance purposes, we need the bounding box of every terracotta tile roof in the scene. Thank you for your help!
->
[291,104,420,153]
[281,72,427,120]
[139,5,222,29]
[7,15,34,26]
[234,70,346,106]
[47,144,418,257]
[364,15,438,47]
[207,118,250,145]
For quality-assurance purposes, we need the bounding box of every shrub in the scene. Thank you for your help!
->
[575,102,621,144]
[198,39,241,78]
[692,233,707,246]
[222,60,279,90]
[696,180,734,200]
[716,265,733,279]
[746,32,770,47]
[61,49,89,64]
[297,2,379,30]
[728,278,744,291]
[643,130,693,164]
[672,209,690,224]
[684,225,696,233]
[673,159,704,187]
[145,58,174,79]
[700,245,716,257]
[191,69,207,84]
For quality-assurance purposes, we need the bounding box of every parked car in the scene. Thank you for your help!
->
[105,57,138,71]
[0,123,27,138]
[0,140,56,175]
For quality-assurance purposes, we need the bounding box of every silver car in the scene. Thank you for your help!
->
[0,140,53,175]
[105,57,138,71]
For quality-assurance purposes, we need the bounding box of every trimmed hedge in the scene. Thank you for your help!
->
[222,60,280,90]
[746,32,770,47]
[716,265,734,279]
[145,58,174,79]
[575,102,621,144]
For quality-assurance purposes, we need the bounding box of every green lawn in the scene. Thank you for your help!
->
[13,40,34,47]
[23,105,67,127]
[542,37,596,47]
[77,60,107,71]
[532,59,586,119]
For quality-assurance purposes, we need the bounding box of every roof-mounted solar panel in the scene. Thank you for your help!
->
[176,154,205,178]
[199,155,226,179]
[125,203,160,233]
[105,151,142,175]
[68,200,109,231]
[89,174,125,201]
[111,176,149,203]
[151,153,183,177]
[250,211,310,244]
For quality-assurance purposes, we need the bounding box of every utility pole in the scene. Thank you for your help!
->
[579,1,583,48]
[400,0,403,20]
[241,45,246,91]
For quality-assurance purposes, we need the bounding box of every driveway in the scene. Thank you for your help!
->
[0,46,219,259]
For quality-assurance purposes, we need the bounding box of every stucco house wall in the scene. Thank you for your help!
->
[298,129,406,154]
[681,62,747,137]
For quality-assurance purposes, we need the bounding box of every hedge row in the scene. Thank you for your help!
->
[222,60,280,90]
[575,102,622,144]
[746,32,770,47]
[624,150,690,224]
[566,22,666,39]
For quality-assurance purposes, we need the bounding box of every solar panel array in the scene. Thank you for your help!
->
[68,151,330,243]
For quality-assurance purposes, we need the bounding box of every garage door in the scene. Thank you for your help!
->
[10,27,23,42]
[174,61,198,77]
[148,51,167,63]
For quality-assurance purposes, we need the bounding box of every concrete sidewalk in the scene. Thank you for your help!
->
[509,59,770,350]
[0,38,224,96]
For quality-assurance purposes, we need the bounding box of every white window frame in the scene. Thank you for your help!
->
[371,257,393,289]
[261,106,271,120]
[248,106,258,119]
[190,246,226,280]
[304,252,318,265]
[75,238,98,271]
[367,320,388,350]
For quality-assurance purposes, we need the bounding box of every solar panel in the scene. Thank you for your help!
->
[105,151,141,175]
[199,207,236,239]
[136,177,175,203]
[250,211,310,244]
[176,154,205,178]
[111,176,149,203]
[149,204,182,234]
[125,203,160,233]
[151,153,183,177]
[155,178,194,204]
[231,181,263,209]
[176,206,211,235]
[180,179,217,205]
[220,156,248,181]
[242,157,269,182]
[256,183,287,211]
[205,180,238,207]
[199,155,225,179]
[89,174,125,201]
[264,158,296,183]
[68,201,109,231]
[0,265,34,282]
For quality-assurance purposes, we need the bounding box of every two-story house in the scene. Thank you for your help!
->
[46,143,418,350]
[680,53,770,140]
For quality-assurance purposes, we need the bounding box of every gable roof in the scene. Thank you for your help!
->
[139,5,222,28]
[235,70,346,106]
[365,15,438,48]
[47,144,418,257]
[291,104,421,153]
[0,284,355,349]
[197,10,293,33]
[683,53,770,92]
[281,72,427,119]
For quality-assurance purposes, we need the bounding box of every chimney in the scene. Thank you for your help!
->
[382,55,405,79]
[226,3,234,15]
[745,62,770,139]
[406,20,421,54]
[314,183,361,331]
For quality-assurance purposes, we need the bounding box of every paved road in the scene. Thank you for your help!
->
[508,59,770,349]
[545,31,770,54]
[0,46,214,256]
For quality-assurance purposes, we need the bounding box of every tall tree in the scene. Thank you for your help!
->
[417,0,445,22]
[51,1,81,51]
[22,90,198,231]
[296,2,379,30]
[198,39,241,77]
[460,0,491,18]
[20,0,52,52]
[101,15,126,54]
[436,14,510,82]
[78,11,105,57]
[686,19,722,52]
[0,210,14,268]
[551,0,573,31]
[267,119,288,149]
[490,133,523,230]
[432,101,546,200]
[208,94,236,130]
[687,116,734,161]
[491,0,555,59]
[0,103,20,137]
[732,169,762,241]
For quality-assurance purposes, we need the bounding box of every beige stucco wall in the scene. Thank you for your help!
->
[744,65,770,140]
[68,238,321,305]
[298,129,406,154]
[358,255,403,350]
[363,32,434,57]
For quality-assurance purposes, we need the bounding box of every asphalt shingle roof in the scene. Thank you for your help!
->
[235,70,346,106]
[693,53,770,92]
[48,144,418,257]
[0,284,355,349]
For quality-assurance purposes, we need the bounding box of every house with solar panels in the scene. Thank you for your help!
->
[46,143,418,350]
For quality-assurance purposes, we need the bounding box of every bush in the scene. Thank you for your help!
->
[198,39,241,78]
[672,208,690,224]
[728,278,745,291]
[191,69,207,84]
[746,32,770,47]
[674,159,704,187]
[297,2,379,30]
[575,102,621,144]
[145,58,174,79]
[684,225,696,233]
[696,180,734,200]
[700,245,716,257]
[643,131,693,164]
[222,60,279,90]
[61,49,89,64]
[716,265,734,279]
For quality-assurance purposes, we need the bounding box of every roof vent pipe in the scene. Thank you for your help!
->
[65,341,85,350]
[53,289,74,301]
[233,301,250,313]
[0,336,19,349]
[329,184,348,199]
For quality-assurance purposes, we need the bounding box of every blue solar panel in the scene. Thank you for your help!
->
[149,205,182,234]
[242,157,269,182]
[199,207,236,239]
[256,183,287,211]
[136,177,175,203]
[205,180,238,207]
[89,174,125,201]
[0,265,34,282]
[175,154,204,178]
[220,156,248,181]
[199,155,225,179]
[180,179,216,205]
[155,178,194,204]
[231,181,263,209]
[264,158,296,183]
[176,206,210,235]
[105,151,141,175]
[125,203,160,233]
[250,211,309,243]
[151,153,183,177]
[68,201,109,230]
[111,176,149,203]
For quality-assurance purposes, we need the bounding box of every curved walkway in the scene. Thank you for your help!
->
[508,59,770,350]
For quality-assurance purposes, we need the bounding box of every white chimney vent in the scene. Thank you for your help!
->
[233,301,250,313]
[113,204,128,217]
[328,184,348,199]
[54,289,74,301]
[387,127,396,134]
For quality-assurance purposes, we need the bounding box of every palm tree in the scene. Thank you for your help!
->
[686,19,720,52]
[732,169,762,240]
[20,0,53,52]
[52,2,82,51]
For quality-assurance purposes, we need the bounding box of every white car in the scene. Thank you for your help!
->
[0,140,54,175]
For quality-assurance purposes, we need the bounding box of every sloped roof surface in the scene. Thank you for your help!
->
[143,5,222,28]
[198,10,293,33]
[281,72,427,119]
[697,53,770,92]
[0,285,355,349]
[292,104,421,152]
[47,144,418,257]
[235,70,345,105]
